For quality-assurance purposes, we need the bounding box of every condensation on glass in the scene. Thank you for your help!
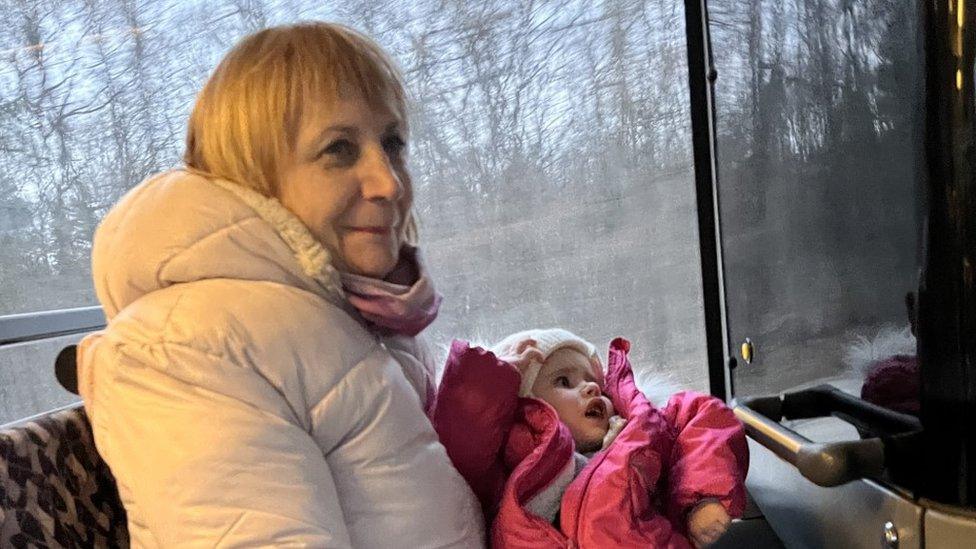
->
[0,0,708,422]
[709,1,922,396]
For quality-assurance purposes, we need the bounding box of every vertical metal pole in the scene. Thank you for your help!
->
[919,0,976,506]
[683,0,731,401]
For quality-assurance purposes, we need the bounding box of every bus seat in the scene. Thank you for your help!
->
[0,405,128,547]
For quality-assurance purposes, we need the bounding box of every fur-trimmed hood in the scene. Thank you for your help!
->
[92,170,346,320]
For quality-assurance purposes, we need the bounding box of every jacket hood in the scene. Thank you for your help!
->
[92,170,345,320]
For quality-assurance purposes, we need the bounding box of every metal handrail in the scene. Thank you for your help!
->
[0,307,105,345]
[733,402,886,487]
[0,402,83,431]
[734,385,922,488]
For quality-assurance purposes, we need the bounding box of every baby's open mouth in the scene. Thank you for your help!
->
[584,399,607,420]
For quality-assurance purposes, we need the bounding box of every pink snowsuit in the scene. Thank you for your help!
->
[431,338,749,548]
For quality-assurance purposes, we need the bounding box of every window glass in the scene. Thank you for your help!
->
[1,1,707,421]
[709,1,921,396]
[0,335,84,425]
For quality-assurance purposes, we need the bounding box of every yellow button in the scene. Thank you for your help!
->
[740,338,754,364]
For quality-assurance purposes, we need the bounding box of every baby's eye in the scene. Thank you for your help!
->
[321,139,358,165]
[555,376,570,388]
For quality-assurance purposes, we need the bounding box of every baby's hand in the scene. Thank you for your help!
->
[496,339,545,374]
[687,499,730,548]
[601,415,627,449]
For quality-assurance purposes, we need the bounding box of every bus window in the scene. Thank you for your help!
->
[1,2,708,422]
[0,335,85,423]
[709,1,921,398]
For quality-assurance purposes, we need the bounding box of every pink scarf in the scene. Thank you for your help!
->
[339,246,443,337]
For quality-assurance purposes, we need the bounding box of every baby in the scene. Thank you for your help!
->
[433,328,748,548]
[494,329,739,546]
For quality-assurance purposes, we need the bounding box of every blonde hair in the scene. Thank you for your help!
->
[184,21,417,242]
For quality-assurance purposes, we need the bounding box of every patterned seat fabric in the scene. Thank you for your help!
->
[0,406,129,548]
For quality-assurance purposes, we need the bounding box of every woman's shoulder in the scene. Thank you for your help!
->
[109,279,378,389]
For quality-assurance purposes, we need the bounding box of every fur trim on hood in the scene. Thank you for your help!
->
[844,325,916,376]
[92,170,345,320]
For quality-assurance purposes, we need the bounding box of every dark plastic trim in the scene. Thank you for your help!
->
[683,0,731,402]
[919,0,976,506]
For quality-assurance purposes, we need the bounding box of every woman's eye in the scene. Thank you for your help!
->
[382,135,406,157]
[321,139,358,164]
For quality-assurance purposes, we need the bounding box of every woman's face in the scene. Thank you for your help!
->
[277,93,411,279]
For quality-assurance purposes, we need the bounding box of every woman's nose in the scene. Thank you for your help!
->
[360,146,404,201]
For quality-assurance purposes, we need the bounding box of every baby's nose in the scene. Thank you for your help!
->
[582,381,601,397]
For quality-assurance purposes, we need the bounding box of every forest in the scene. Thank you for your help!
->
[0,0,918,402]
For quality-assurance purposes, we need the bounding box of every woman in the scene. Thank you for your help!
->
[76,22,484,547]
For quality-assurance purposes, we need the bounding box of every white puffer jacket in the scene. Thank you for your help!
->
[76,170,484,548]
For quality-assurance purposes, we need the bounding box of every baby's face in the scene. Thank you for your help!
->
[531,348,614,453]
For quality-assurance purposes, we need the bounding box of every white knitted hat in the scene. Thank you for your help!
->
[490,328,604,397]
